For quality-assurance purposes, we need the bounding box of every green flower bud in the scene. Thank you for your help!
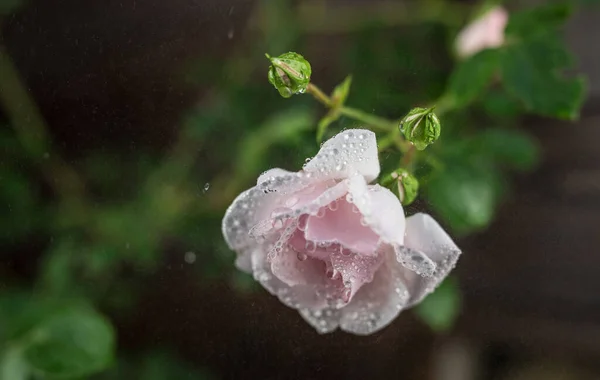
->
[392,169,419,206]
[266,52,312,98]
[399,107,441,150]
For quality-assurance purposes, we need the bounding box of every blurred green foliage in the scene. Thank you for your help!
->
[0,0,590,377]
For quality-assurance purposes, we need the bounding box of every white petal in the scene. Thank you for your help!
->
[257,168,295,186]
[398,213,461,307]
[234,249,252,273]
[222,170,308,252]
[347,175,406,246]
[299,308,341,334]
[303,129,380,182]
[339,248,410,335]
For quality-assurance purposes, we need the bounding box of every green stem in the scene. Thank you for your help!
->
[306,83,331,106]
[339,106,395,132]
[306,83,395,133]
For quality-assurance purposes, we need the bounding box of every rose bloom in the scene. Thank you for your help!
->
[455,6,508,59]
[222,129,461,335]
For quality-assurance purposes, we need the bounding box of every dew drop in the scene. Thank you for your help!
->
[285,196,298,207]
[203,183,210,193]
[342,289,352,303]
[297,252,307,261]
[328,200,339,211]
[345,194,353,203]
[297,216,308,231]
[305,241,316,252]
[316,208,326,218]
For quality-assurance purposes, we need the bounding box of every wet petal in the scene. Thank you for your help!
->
[257,168,296,185]
[347,175,406,245]
[303,129,380,182]
[251,247,329,310]
[304,195,380,256]
[270,244,328,287]
[339,248,410,335]
[299,308,341,334]
[222,171,308,252]
[398,213,461,306]
[330,250,384,305]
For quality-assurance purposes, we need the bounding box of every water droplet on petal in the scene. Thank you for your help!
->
[328,200,339,211]
[297,216,307,231]
[297,252,307,261]
[305,241,316,252]
[316,208,326,218]
[285,196,298,207]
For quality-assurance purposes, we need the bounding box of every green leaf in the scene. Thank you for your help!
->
[1,347,30,380]
[414,277,461,332]
[506,3,572,39]
[446,49,501,109]
[23,307,115,379]
[316,76,353,143]
[331,75,352,105]
[426,161,504,234]
[500,37,586,120]
[316,111,340,143]
[481,89,523,118]
[477,128,540,171]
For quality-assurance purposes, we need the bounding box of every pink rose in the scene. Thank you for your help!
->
[222,129,461,335]
[455,6,508,59]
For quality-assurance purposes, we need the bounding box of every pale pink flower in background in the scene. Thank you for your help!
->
[455,6,509,59]
[222,129,461,335]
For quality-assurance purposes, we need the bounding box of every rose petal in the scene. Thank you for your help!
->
[330,250,384,305]
[299,308,341,334]
[304,195,380,256]
[347,176,406,245]
[339,248,410,335]
[303,129,380,182]
[251,247,329,310]
[270,244,328,287]
[257,168,296,186]
[222,171,308,253]
[397,213,461,307]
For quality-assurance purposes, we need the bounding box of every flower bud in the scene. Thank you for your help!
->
[399,107,441,151]
[266,52,312,98]
[392,169,419,206]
